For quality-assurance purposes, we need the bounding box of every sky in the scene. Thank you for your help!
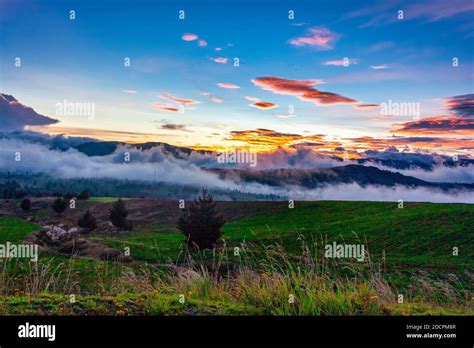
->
[0,0,473,156]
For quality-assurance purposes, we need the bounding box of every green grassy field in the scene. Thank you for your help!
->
[0,200,472,315]
[0,216,40,244]
[95,201,474,267]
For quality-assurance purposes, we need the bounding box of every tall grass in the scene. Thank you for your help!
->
[0,237,471,315]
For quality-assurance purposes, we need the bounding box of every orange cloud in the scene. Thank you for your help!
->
[227,128,305,148]
[252,76,357,105]
[226,128,334,151]
[152,102,180,112]
[182,33,198,41]
[289,27,339,49]
[217,82,240,89]
[159,93,200,105]
[250,101,278,109]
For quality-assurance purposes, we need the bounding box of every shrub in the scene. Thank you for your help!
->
[51,197,67,214]
[78,190,91,200]
[63,192,76,201]
[20,198,31,211]
[109,199,132,230]
[177,188,225,250]
[78,210,98,232]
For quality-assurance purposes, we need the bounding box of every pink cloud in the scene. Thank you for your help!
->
[215,47,222,51]
[252,76,357,105]
[152,103,179,112]
[182,33,198,41]
[213,57,228,64]
[217,82,240,89]
[370,65,389,69]
[122,89,137,94]
[159,93,200,105]
[198,40,208,47]
[289,27,339,50]
[245,96,260,102]
[210,97,224,103]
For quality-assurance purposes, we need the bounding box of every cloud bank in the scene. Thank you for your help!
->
[0,93,58,131]
[0,135,472,203]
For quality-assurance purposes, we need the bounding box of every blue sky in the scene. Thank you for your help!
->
[0,0,473,153]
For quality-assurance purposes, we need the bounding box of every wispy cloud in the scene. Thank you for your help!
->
[347,0,474,27]
[289,27,339,50]
[323,58,358,66]
[158,121,193,132]
[354,104,379,109]
[217,82,240,89]
[245,96,261,102]
[152,102,180,113]
[159,93,200,105]
[209,97,223,103]
[122,89,137,94]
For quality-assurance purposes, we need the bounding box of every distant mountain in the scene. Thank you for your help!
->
[73,141,212,158]
[74,141,119,156]
[358,157,474,170]
[209,165,474,190]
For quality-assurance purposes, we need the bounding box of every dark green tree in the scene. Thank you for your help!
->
[20,198,31,211]
[109,199,132,230]
[177,188,225,250]
[51,197,67,214]
[78,190,91,200]
[78,209,98,232]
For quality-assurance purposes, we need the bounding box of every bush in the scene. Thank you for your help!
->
[78,210,98,232]
[20,198,31,211]
[63,192,76,201]
[78,190,91,200]
[177,188,225,250]
[109,199,132,230]
[51,197,67,214]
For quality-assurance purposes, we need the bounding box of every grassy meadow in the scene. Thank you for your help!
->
[0,199,472,315]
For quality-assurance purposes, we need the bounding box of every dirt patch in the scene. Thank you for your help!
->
[26,225,131,262]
